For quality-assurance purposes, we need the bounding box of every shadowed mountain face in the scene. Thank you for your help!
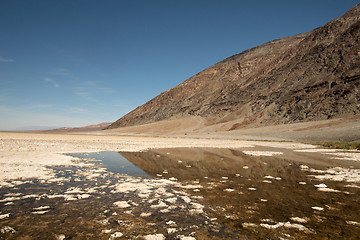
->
[108,5,360,130]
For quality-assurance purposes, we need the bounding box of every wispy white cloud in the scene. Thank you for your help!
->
[44,77,60,88]
[65,107,89,114]
[0,57,14,63]
[73,81,115,104]
[31,104,53,109]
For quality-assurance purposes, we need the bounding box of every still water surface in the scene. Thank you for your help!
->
[69,151,150,177]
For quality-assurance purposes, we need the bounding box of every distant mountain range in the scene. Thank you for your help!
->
[107,4,360,134]
[12,122,112,133]
[14,126,61,131]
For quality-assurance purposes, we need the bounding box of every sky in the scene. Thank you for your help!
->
[0,0,358,130]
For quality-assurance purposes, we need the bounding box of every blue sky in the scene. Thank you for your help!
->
[0,0,358,130]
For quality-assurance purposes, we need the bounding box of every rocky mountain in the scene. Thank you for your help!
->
[107,4,360,131]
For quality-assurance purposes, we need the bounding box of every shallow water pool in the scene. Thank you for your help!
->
[1,147,360,239]
[69,151,150,177]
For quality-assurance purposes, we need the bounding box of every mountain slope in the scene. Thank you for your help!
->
[107,5,360,131]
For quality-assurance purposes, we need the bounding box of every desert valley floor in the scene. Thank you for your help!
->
[0,132,359,239]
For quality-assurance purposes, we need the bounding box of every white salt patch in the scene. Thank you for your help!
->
[143,234,166,240]
[264,176,275,179]
[299,182,307,185]
[263,180,272,184]
[109,232,123,239]
[78,194,91,199]
[4,193,22,197]
[168,177,177,181]
[0,213,10,219]
[33,206,50,210]
[140,212,152,217]
[160,208,170,213]
[314,183,327,188]
[345,184,360,188]
[55,234,66,240]
[310,167,360,183]
[312,206,324,211]
[260,199,268,202]
[180,184,202,190]
[224,188,235,192]
[318,188,341,193]
[181,196,191,203]
[243,223,257,228]
[235,174,241,177]
[166,220,176,226]
[260,222,311,232]
[113,201,131,208]
[65,187,84,194]
[167,228,177,234]
[243,151,283,156]
[0,197,21,203]
[190,202,204,214]
[295,149,339,153]
[243,166,249,169]
[290,217,309,223]
[63,195,77,201]
[21,194,38,199]
[102,229,112,234]
[47,194,69,200]
[346,221,360,226]
[150,201,167,209]
[261,219,275,223]
[0,152,78,182]
[248,188,256,191]
[165,197,177,204]
[32,211,48,215]
[0,226,16,234]
[99,219,109,225]
[221,177,228,180]
[300,165,309,170]
[325,152,360,161]
[186,165,192,168]
[178,236,196,240]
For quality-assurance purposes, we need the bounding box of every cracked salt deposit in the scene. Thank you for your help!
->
[260,222,312,233]
[143,234,166,240]
[0,213,10,220]
[325,152,360,161]
[307,167,360,183]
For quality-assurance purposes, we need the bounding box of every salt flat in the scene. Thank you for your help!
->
[0,132,312,182]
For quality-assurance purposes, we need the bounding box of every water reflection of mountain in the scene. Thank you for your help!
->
[120,148,360,240]
[120,148,304,181]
